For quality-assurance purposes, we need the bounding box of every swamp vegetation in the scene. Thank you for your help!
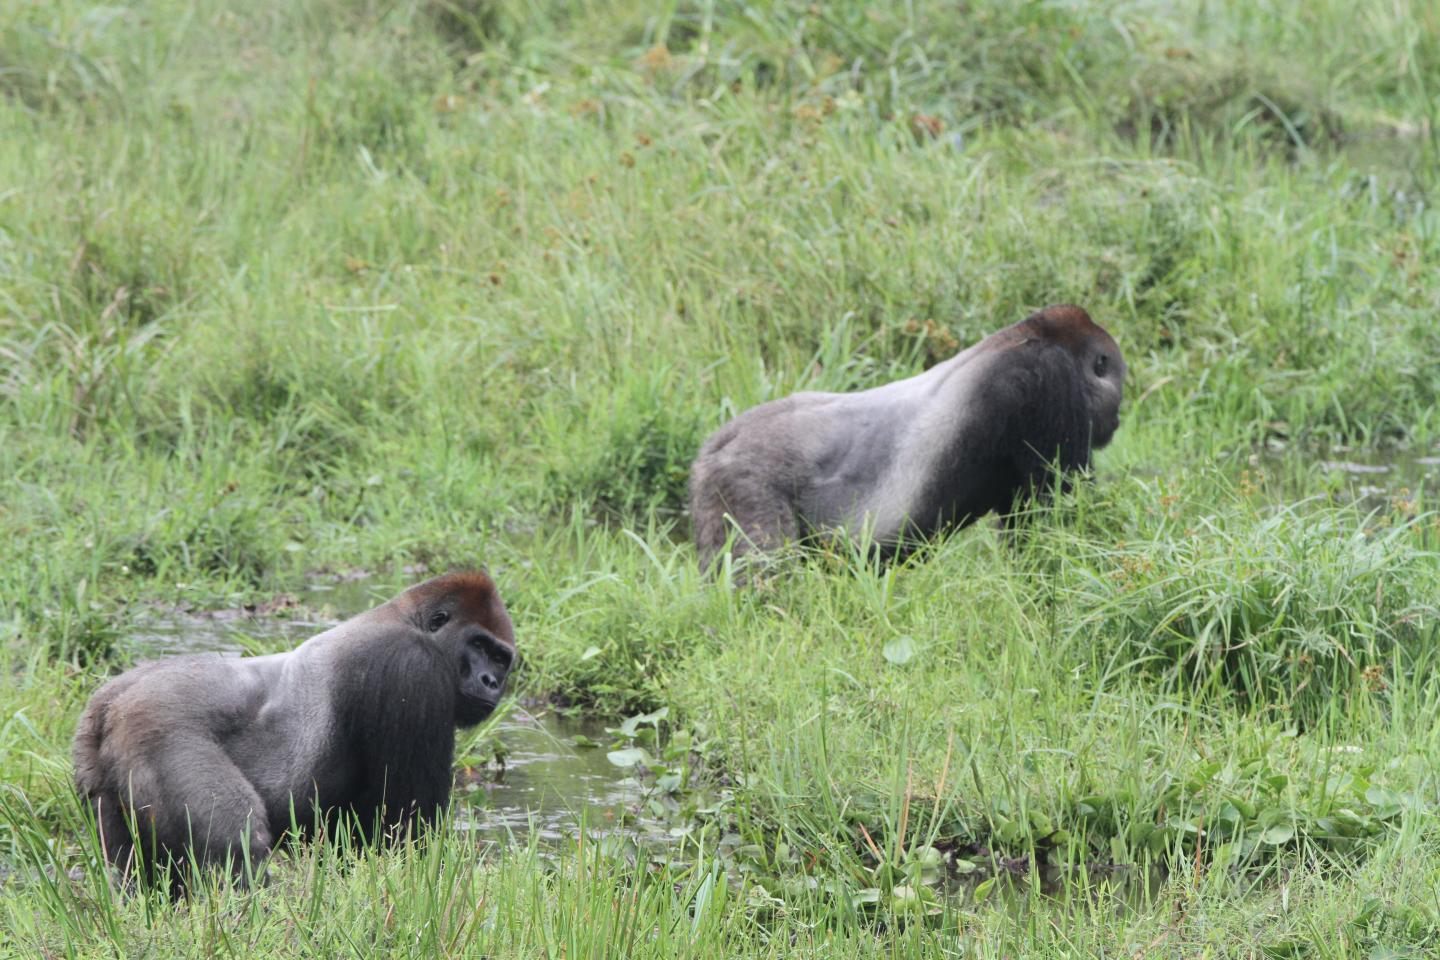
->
[1,0,1439,956]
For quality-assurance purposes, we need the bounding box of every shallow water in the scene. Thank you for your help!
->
[122,582,671,852]
[1261,444,1439,508]
[122,574,404,658]
[454,711,671,848]
[112,442,1429,900]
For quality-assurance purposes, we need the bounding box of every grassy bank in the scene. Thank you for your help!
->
[3,0,1439,956]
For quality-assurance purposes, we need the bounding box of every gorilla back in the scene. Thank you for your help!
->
[72,571,516,894]
[689,305,1126,571]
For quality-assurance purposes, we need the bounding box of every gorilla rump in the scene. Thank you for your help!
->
[689,305,1126,570]
[73,571,516,893]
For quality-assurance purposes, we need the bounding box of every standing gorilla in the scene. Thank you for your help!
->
[73,571,516,893]
[690,305,1126,571]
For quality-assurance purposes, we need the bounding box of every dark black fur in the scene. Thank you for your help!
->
[335,635,458,841]
[913,331,1097,533]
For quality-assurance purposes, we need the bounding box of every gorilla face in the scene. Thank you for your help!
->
[455,629,515,725]
[416,586,517,727]
[1082,332,1126,449]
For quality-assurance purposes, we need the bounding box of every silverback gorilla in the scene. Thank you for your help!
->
[690,305,1126,571]
[73,572,516,893]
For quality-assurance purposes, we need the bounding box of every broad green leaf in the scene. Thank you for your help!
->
[882,635,917,665]
[607,747,650,767]
[1261,824,1295,846]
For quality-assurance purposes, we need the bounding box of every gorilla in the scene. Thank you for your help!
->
[690,305,1126,571]
[73,571,516,894]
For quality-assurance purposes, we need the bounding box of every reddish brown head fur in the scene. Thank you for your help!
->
[976,304,1119,360]
[1017,304,1115,353]
[396,571,515,645]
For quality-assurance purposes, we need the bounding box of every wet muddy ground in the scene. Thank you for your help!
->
[117,576,1166,912]
[107,445,1435,907]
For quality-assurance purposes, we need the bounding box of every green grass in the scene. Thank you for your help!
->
[3,0,1440,955]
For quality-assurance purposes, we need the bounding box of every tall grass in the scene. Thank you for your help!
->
[2,0,1439,955]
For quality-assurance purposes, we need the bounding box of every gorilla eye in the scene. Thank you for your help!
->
[1093,354,1109,377]
[427,611,450,633]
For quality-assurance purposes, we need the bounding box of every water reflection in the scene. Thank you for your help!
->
[1261,445,1438,507]
[123,574,405,658]
[454,712,670,847]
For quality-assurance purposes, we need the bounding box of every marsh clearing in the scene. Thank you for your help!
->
[3,0,1440,956]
